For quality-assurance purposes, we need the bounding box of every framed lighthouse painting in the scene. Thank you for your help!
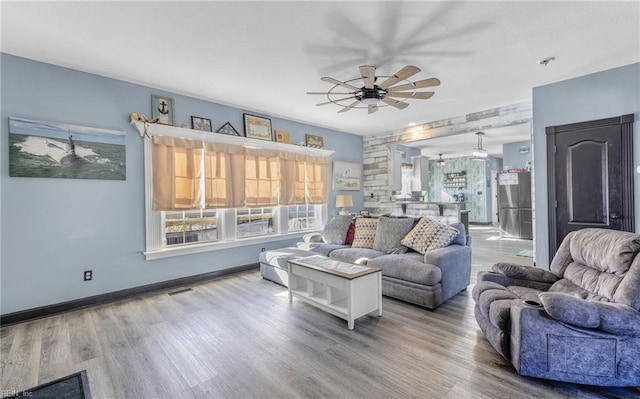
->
[151,95,175,125]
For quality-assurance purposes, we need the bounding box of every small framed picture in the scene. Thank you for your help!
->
[151,95,175,125]
[305,134,324,148]
[275,130,290,144]
[243,113,272,141]
[191,116,212,132]
[216,122,240,136]
[359,210,370,217]
[333,161,361,191]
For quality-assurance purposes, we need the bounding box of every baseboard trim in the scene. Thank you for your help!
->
[1,263,258,326]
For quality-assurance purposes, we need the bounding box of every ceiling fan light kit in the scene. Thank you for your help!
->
[307,65,440,114]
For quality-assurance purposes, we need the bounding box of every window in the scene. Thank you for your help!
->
[136,121,333,259]
[164,209,218,246]
[288,204,321,232]
[236,207,275,238]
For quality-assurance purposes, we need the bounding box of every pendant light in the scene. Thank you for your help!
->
[472,132,488,160]
[436,153,446,165]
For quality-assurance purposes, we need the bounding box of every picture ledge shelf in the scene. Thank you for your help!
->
[131,121,334,157]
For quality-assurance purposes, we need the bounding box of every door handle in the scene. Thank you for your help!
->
[610,214,623,220]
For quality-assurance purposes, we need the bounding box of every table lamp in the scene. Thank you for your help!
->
[336,194,353,215]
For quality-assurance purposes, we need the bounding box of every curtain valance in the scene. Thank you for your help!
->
[151,134,330,211]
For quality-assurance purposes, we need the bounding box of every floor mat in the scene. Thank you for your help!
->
[516,250,534,258]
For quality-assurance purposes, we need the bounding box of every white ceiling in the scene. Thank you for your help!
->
[1,1,639,155]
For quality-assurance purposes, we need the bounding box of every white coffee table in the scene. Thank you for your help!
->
[287,255,382,330]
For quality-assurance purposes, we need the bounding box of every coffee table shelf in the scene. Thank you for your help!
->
[288,255,382,329]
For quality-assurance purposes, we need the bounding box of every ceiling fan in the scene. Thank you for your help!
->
[307,65,440,114]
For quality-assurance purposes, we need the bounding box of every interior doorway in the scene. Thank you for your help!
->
[546,114,634,258]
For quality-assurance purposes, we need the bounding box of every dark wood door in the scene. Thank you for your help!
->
[547,114,634,258]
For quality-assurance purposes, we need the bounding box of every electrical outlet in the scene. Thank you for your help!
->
[84,270,93,281]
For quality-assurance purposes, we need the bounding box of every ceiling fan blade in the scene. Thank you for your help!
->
[316,96,355,106]
[381,97,410,110]
[338,101,361,113]
[306,91,354,95]
[387,77,441,92]
[386,91,435,100]
[378,66,421,89]
[321,76,360,91]
[368,104,379,114]
[359,65,376,89]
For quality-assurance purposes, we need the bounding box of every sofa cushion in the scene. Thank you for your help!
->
[323,215,352,244]
[329,247,385,264]
[538,292,600,328]
[372,216,415,254]
[352,217,379,249]
[309,243,349,257]
[368,253,441,285]
[400,217,459,255]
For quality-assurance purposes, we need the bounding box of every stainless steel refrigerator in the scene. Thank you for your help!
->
[498,171,532,239]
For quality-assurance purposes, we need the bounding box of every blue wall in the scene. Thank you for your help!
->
[502,140,532,170]
[0,54,363,314]
[532,62,640,268]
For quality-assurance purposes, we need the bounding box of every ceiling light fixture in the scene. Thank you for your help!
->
[472,132,488,161]
[436,153,446,165]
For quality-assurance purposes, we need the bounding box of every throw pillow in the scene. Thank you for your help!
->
[373,216,415,254]
[351,218,379,249]
[345,221,356,245]
[400,217,459,255]
[322,215,353,244]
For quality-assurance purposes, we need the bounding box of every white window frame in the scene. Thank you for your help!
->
[163,209,220,247]
[137,121,333,260]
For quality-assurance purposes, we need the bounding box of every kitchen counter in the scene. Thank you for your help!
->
[394,202,469,231]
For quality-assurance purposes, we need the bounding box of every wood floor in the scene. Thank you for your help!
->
[2,226,639,398]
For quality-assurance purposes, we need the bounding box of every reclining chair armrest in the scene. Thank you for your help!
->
[538,292,600,328]
[477,270,507,286]
[593,302,640,337]
[535,293,640,337]
[491,263,561,291]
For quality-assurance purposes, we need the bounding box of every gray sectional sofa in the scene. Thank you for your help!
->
[260,215,472,310]
[473,228,640,386]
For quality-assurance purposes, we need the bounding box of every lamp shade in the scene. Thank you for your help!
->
[335,194,354,208]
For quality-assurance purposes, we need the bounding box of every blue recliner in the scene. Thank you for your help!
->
[473,228,640,386]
